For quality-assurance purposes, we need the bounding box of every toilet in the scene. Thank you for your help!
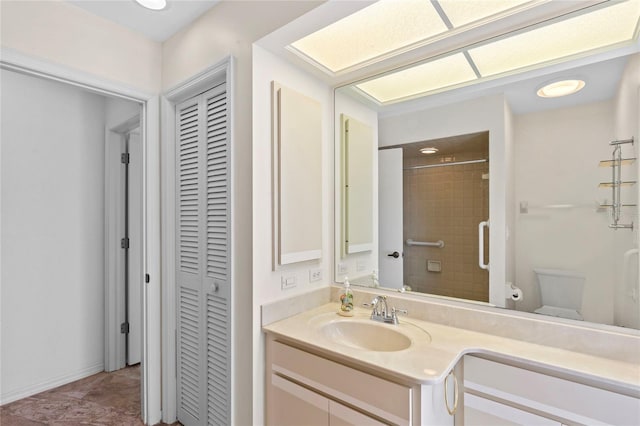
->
[533,268,585,321]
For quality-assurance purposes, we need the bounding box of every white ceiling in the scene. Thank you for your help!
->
[67,0,219,42]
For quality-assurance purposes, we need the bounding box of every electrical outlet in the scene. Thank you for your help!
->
[281,275,297,290]
[337,263,348,274]
[356,259,366,272]
[309,268,322,282]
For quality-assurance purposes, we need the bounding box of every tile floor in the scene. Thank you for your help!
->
[0,366,179,426]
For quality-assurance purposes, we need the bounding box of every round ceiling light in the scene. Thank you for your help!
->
[420,147,439,154]
[536,79,586,98]
[134,0,167,11]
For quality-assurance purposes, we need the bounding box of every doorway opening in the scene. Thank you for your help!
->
[106,119,144,371]
[0,66,147,422]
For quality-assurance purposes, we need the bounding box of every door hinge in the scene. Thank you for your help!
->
[145,273,150,283]
[121,237,130,249]
[120,322,130,334]
[121,153,130,164]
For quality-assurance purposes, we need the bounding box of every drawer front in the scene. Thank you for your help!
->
[464,393,561,426]
[270,374,329,426]
[271,340,412,425]
[329,400,387,426]
[464,355,640,425]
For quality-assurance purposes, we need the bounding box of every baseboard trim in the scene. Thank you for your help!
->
[0,362,104,405]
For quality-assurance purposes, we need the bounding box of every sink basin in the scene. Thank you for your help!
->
[320,320,412,352]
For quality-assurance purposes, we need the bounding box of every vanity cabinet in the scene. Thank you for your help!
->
[462,355,640,425]
[270,373,386,426]
[266,336,454,426]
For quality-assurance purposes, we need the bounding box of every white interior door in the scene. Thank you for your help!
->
[128,128,142,365]
[176,84,231,426]
[378,148,404,289]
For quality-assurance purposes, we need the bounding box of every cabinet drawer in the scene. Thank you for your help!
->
[464,393,561,426]
[464,355,640,425]
[271,340,412,425]
[271,374,329,426]
[330,400,387,426]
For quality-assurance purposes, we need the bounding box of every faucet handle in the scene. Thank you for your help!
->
[391,307,408,324]
[362,296,379,308]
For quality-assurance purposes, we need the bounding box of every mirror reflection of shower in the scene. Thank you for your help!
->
[379,131,489,302]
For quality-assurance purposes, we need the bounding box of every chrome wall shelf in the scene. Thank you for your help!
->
[601,137,635,230]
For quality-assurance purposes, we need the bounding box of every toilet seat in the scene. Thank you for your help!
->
[534,305,583,321]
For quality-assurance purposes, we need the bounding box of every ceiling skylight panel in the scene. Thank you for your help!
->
[355,53,478,103]
[289,0,448,73]
[468,0,640,77]
[437,0,535,28]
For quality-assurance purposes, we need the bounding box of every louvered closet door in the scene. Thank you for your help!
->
[176,83,230,426]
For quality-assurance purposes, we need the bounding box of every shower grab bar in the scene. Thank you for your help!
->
[478,221,489,270]
[406,239,444,248]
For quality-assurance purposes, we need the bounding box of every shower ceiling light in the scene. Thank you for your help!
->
[536,79,586,98]
[420,147,439,154]
[134,0,167,11]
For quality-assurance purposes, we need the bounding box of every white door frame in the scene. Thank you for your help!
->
[0,49,162,426]
[105,115,141,373]
[378,148,404,289]
[160,56,233,424]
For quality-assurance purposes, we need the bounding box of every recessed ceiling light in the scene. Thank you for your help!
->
[134,0,167,11]
[536,79,586,98]
[420,147,439,154]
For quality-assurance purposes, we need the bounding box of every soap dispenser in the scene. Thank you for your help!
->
[371,270,380,288]
[338,276,354,316]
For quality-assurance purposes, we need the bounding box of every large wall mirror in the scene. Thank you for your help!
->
[253,0,639,333]
[333,2,640,331]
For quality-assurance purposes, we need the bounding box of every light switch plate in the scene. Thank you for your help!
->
[281,275,297,290]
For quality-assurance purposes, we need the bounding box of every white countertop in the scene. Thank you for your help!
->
[262,302,640,394]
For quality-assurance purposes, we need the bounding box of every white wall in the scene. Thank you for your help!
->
[378,95,510,306]
[612,53,640,328]
[0,0,162,94]
[513,100,616,325]
[251,44,334,426]
[1,70,106,403]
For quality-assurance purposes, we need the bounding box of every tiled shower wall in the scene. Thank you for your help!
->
[403,151,489,301]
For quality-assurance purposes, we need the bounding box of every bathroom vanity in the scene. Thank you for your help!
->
[264,307,456,425]
[263,302,640,426]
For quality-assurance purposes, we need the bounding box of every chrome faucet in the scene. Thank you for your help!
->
[364,295,408,324]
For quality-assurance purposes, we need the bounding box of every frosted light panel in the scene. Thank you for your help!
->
[469,0,640,77]
[356,53,477,103]
[438,0,534,27]
[290,0,448,73]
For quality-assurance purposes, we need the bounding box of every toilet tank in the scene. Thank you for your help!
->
[534,268,585,310]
